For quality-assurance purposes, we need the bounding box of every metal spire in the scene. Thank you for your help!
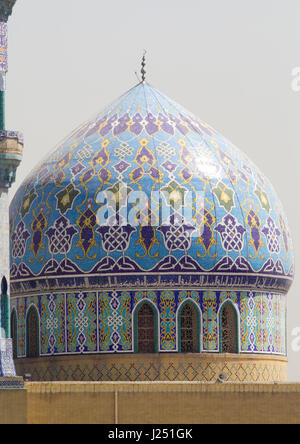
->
[141,50,147,82]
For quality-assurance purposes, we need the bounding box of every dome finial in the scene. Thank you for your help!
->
[141,50,147,82]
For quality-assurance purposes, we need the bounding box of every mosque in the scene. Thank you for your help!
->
[0,0,299,425]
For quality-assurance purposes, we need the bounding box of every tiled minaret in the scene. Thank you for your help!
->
[0,0,23,384]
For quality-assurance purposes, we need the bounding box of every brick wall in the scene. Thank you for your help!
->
[1,382,300,424]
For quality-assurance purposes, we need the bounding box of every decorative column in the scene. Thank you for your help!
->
[0,0,23,385]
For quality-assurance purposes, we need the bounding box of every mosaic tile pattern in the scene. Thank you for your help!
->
[9,83,294,295]
[11,291,286,358]
[0,339,16,377]
[0,22,8,74]
[0,0,17,92]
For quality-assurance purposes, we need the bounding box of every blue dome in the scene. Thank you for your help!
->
[10,83,294,294]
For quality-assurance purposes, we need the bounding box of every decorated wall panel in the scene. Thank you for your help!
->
[11,291,286,358]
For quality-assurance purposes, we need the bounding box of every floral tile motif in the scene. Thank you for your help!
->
[10,83,293,291]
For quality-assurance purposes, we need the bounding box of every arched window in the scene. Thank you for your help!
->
[135,303,157,354]
[1,276,7,295]
[179,302,200,353]
[11,310,17,359]
[220,303,239,354]
[26,306,40,358]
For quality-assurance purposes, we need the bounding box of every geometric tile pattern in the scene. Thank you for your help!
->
[14,357,286,383]
[0,377,24,388]
[11,291,287,358]
[0,339,16,377]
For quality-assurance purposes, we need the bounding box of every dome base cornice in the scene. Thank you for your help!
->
[14,353,288,383]
[10,271,293,297]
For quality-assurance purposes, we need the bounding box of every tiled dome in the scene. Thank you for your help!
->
[9,82,294,294]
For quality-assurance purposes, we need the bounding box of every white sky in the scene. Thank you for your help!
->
[6,0,300,381]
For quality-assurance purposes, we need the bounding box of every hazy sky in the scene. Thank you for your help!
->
[6,0,300,380]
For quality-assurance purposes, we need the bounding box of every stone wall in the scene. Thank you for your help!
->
[1,382,300,424]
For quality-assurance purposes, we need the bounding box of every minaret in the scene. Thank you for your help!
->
[0,0,23,383]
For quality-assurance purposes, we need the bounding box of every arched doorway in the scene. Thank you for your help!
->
[220,302,239,354]
[135,302,157,354]
[26,306,40,358]
[179,302,200,353]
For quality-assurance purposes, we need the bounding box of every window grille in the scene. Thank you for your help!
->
[27,307,39,358]
[180,303,199,353]
[137,303,156,353]
[221,304,238,354]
